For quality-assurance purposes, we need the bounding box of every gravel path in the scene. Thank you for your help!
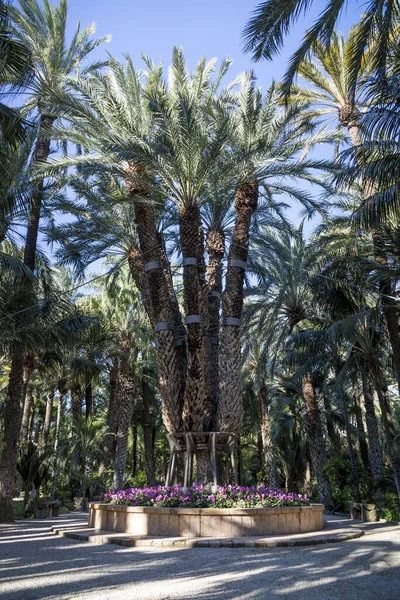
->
[0,514,399,600]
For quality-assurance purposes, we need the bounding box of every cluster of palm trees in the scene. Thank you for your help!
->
[0,0,399,522]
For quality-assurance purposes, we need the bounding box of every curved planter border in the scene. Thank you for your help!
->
[88,503,324,538]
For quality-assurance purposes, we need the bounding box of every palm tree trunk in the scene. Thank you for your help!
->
[126,164,182,434]
[323,393,340,454]
[353,394,371,473]
[19,351,36,446]
[50,394,63,501]
[85,380,93,420]
[20,391,33,447]
[218,181,258,432]
[41,391,54,453]
[302,373,334,508]
[127,243,155,326]
[142,366,156,485]
[304,451,313,497]
[70,383,82,497]
[370,370,400,500]
[361,369,384,492]
[23,114,55,271]
[206,228,224,426]
[0,355,25,522]
[259,385,278,488]
[0,114,55,522]
[131,422,138,478]
[348,120,400,394]
[341,395,361,503]
[101,358,119,472]
[180,204,210,432]
[112,341,136,490]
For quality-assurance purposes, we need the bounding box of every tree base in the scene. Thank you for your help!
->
[0,494,14,523]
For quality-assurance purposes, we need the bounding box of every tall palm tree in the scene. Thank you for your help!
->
[43,51,335,481]
[244,226,335,507]
[0,0,108,523]
[9,0,108,272]
[243,0,398,94]
[242,344,279,488]
[287,30,400,404]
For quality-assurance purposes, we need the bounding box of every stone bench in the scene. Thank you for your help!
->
[35,501,61,518]
[349,503,378,522]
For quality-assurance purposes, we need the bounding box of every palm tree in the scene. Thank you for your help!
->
[0,0,32,147]
[0,0,108,523]
[43,50,335,481]
[9,0,108,272]
[286,30,400,406]
[243,0,398,94]
[244,226,335,507]
[242,344,279,488]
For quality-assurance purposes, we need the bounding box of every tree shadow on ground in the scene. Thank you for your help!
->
[0,516,399,600]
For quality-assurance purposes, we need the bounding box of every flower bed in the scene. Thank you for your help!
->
[104,484,309,509]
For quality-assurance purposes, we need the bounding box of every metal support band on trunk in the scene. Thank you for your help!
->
[229,259,247,270]
[223,317,241,327]
[144,260,162,272]
[185,314,201,324]
[210,290,221,299]
[155,321,173,332]
[183,257,198,266]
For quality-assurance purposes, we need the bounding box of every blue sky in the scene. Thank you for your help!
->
[56,0,363,262]
[67,0,362,88]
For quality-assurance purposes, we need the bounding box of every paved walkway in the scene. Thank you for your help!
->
[0,513,399,599]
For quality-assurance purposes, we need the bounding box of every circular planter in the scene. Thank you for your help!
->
[88,503,324,537]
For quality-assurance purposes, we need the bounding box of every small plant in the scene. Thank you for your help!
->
[104,484,309,508]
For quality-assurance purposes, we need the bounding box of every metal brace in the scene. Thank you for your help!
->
[229,259,247,270]
[144,260,162,272]
[185,315,202,324]
[155,321,173,332]
[223,317,241,326]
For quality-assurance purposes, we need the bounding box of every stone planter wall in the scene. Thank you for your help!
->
[88,503,324,538]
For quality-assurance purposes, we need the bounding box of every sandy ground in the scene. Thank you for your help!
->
[0,513,399,600]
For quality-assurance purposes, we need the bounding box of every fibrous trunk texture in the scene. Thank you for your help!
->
[361,369,384,492]
[70,383,83,496]
[206,228,224,423]
[259,385,278,488]
[112,340,136,490]
[142,366,156,486]
[50,393,63,500]
[20,391,33,447]
[353,394,371,473]
[371,371,400,500]
[102,358,120,471]
[180,204,211,432]
[126,163,182,434]
[302,373,334,508]
[0,356,25,522]
[218,181,258,432]
[41,391,54,453]
[342,395,361,503]
[85,380,93,420]
[323,393,340,454]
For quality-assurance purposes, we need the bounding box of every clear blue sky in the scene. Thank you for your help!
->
[67,0,362,88]
[60,0,362,249]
